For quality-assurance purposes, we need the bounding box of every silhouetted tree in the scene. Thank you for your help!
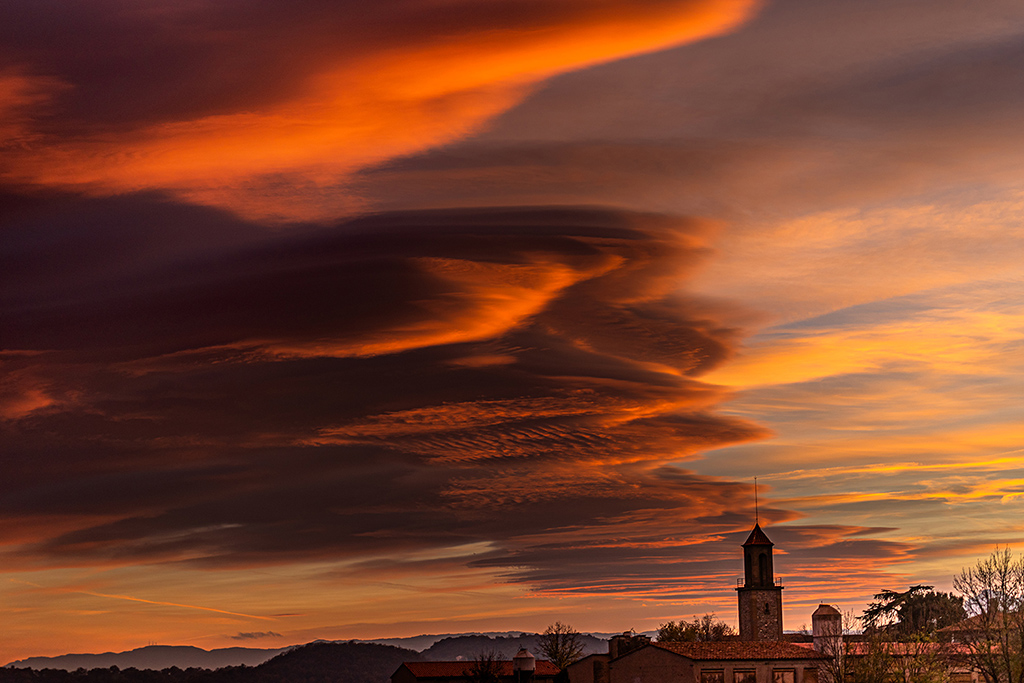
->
[863,585,965,636]
[539,623,585,670]
[657,614,735,642]
[464,651,505,683]
[847,633,897,683]
[952,547,1024,683]
[817,609,859,683]
[891,636,955,683]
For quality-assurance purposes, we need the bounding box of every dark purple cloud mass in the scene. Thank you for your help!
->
[0,185,917,606]
[3,194,794,582]
[1,188,909,607]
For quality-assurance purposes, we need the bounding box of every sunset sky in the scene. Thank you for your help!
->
[3,0,1024,665]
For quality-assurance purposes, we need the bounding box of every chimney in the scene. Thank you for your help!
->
[609,632,649,659]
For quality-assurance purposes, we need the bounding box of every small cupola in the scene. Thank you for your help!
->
[513,648,536,672]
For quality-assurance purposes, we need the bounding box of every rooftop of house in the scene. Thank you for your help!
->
[939,611,1014,632]
[844,642,972,656]
[652,641,829,661]
[399,661,562,678]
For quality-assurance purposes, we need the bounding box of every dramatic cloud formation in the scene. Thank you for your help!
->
[0,199,769,641]
[5,196,888,660]
[3,0,1024,667]
[0,200,759,565]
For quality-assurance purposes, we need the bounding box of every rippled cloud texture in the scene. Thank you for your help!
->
[4,0,1024,666]
[1,200,815,657]
[3,202,758,565]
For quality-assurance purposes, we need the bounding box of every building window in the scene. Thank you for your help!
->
[734,670,756,683]
[701,670,725,683]
[772,670,794,683]
[803,669,818,683]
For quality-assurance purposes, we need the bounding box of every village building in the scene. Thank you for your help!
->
[393,522,987,683]
[392,648,560,683]
[565,524,828,683]
[567,637,827,683]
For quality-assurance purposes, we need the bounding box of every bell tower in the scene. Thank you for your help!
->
[736,522,783,640]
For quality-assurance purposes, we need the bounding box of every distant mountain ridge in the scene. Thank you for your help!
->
[4,645,291,671]
[356,632,552,653]
[5,631,614,671]
[2,642,421,683]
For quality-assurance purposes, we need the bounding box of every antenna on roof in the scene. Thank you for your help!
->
[754,476,759,524]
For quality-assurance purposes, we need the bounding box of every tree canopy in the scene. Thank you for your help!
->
[464,651,505,683]
[657,614,735,642]
[538,622,585,670]
[861,585,965,636]
[952,547,1024,683]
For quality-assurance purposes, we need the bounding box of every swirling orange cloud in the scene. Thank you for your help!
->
[0,0,761,219]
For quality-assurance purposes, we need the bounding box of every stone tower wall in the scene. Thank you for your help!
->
[737,586,783,641]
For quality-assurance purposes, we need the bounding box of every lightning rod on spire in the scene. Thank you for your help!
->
[754,476,758,524]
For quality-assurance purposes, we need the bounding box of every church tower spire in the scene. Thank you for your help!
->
[736,521,784,641]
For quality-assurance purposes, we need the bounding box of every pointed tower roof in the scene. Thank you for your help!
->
[742,522,774,546]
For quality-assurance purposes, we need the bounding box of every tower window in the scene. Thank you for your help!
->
[765,602,771,615]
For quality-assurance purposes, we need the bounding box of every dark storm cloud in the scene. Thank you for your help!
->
[0,188,269,307]
[1,193,777,583]
[2,199,719,361]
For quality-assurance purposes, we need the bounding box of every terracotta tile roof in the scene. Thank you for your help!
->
[939,612,1012,632]
[400,660,561,678]
[652,641,830,661]
[742,524,774,546]
[845,642,971,656]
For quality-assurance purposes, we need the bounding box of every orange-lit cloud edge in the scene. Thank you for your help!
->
[1,0,762,221]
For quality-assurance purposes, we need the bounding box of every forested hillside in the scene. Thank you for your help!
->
[2,643,422,683]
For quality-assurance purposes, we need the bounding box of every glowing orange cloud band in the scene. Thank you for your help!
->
[1,0,761,219]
